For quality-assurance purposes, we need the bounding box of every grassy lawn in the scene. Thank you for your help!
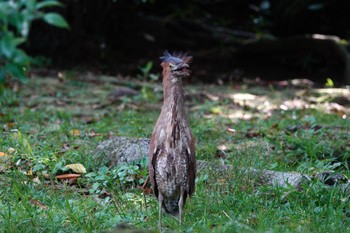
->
[1,74,350,232]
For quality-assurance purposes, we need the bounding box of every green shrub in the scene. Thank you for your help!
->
[0,0,69,86]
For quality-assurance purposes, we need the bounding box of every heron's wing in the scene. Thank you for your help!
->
[188,131,196,195]
[149,132,160,198]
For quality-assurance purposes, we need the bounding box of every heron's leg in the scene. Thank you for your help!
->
[178,189,185,226]
[158,193,163,231]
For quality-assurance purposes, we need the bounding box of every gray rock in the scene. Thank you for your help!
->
[93,137,149,167]
[249,168,308,190]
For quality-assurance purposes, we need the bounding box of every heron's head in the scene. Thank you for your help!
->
[160,50,192,78]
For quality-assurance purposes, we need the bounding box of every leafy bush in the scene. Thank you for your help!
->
[0,0,68,86]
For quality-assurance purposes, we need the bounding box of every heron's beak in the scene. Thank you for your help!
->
[173,63,189,71]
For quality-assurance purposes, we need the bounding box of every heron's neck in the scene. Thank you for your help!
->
[162,75,185,117]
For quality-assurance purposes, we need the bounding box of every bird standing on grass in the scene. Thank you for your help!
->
[149,51,196,230]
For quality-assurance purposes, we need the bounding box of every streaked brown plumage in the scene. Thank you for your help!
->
[149,51,196,230]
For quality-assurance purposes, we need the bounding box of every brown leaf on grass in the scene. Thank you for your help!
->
[6,122,15,128]
[29,199,48,210]
[0,152,7,156]
[55,174,81,180]
[55,173,80,185]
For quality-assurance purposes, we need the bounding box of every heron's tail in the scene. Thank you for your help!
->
[162,198,179,217]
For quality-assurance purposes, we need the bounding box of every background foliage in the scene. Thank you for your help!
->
[16,0,348,84]
[0,0,68,87]
[1,0,349,85]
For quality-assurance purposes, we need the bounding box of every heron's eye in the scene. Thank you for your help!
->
[169,63,175,68]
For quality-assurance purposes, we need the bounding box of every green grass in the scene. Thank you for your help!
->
[1,75,350,232]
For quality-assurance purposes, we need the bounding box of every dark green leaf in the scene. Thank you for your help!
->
[5,63,27,81]
[0,3,11,18]
[0,33,16,58]
[0,69,6,83]
[43,13,69,28]
[308,3,324,11]
[13,37,26,46]
[13,49,31,65]
[36,0,62,9]
[25,0,36,11]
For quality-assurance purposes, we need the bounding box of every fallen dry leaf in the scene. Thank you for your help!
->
[6,122,15,128]
[65,163,87,174]
[56,174,81,180]
[69,129,81,136]
[0,152,7,156]
[27,168,33,176]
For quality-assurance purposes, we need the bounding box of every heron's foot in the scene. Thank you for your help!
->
[158,221,162,232]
